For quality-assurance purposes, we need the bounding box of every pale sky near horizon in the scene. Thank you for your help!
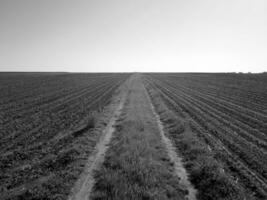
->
[0,0,266,72]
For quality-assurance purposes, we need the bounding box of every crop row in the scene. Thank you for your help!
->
[144,74,267,199]
[150,73,267,115]
[0,73,129,199]
[150,74,267,131]
[151,77,267,147]
[148,77,267,180]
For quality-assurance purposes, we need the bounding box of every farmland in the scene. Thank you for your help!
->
[0,72,129,199]
[0,72,267,200]
[144,73,267,200]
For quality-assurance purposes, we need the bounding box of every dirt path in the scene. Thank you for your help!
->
[88,74,188,199]
[69,74,196,200]
[143,83,197,200]
[68,91,127,200]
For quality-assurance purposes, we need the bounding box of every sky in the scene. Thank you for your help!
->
[0,0,266,72]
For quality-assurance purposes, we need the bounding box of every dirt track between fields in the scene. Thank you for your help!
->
[69,74,196,200]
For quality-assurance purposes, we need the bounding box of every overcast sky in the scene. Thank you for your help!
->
[0,0,266,72]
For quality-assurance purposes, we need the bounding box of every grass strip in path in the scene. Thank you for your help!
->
[90,75,187,200]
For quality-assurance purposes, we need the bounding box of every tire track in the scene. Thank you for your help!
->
[68,92,127,200]
[144,83,197,200]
